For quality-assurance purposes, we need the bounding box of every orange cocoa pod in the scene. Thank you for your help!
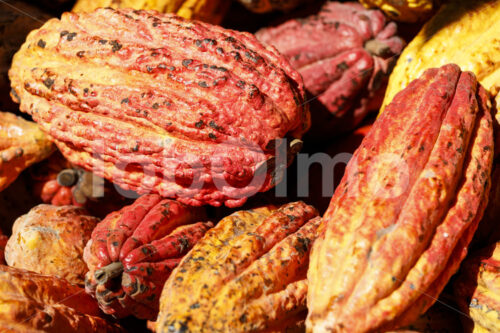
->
[157,201,320,332]
[0,265,123,332]
[454,241,500,332]
[307,64,494,332]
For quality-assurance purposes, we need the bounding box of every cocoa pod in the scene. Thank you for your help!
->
[9,8,309,208]
[0,112,55,192]
[5,204,99,285]
[157,201,320,332]
[0,265,123,332]
[307,64,494,332]
[84,194,210,319]
[454,241,500,333]
[256,2,404,140]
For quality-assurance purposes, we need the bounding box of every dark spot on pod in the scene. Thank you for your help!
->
[152,103,159,109]
[230,51,241,61]
[195,40,203,47]
[43,78,54,89]
[239,314,247,323]
[143,110,149,117]
[334,22,340,29]
[83,88,89,94]
[182,59,193,67]
[14,148,23,158]
[99,39,108,44]
[153,22,159,27]
[190,303,200,309]
[121,98,130,104]
[124,14,133,19]
[176,276,183,282]
[141,247,151,255]
[216,47,224,55]
[112,241,119,247]
[110,40,122,52]
[209,133,217,140]
[66,32,77,41]
[209,121,223,131]
[392,276,397,282]
[146,266,153,275]
[203,64,208,69]
[60,30,69,37]
[447,142,452,148]
[236,80,246,89]
[158,63,167,69]
[336,62,349,71]
[457,147,463,153]
[132,142,139,152]
[37,39,46,48]
[483,145,491,151]
[203,38,216,46]
[225,36,236,43]
[244,51,260,64]
[195,120,204,128]
[169,66,175,71]
[76,51,85,58]
[419,145,425,152]
[10,89,20,103]
[151,52,159,57]
[147,66,153,72]
[198,81,208,88]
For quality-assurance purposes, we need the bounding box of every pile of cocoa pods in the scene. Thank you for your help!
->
[1,0,499,332]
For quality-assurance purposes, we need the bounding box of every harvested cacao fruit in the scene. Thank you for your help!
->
[84,194,211,319]
[0,112,55,192]
[359,0,436,22]
[381,0,500,113]
[256,2,404,140]
[454,241,500,333]
[307,64,494,332]
[0,265,123,332]
[10,8,309,208]
[157,201,320,332]
[72,0,231,25]
[0,1,51,111]
[236,0,306,13]
[5,204,99,285]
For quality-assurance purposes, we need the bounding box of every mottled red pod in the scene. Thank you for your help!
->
[9,8,309,207]
[84,194,211,319]
[307,64,494,332]
[256,1,404,140]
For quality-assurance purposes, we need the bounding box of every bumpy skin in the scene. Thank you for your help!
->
[256,2,404,139]
[454,242,500,333]
[359,0,434,22]
[307,64,494,332]
[236,0,306,13]
[72,0,231,25]
[0,265,123,332]
[9,8,309,208]
[5,205,99,285]
[382,0,500,113]
[0,112,55,192]
[157,202,320,332]
[84,194,210,319]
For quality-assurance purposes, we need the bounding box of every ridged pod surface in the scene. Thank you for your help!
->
[5,205,99,285]
[9,8,309,207]
[381,0,500,113]
[359,0,435,22]
[307,64,494,332]
[0,265,123,332]
[84,194,211,319]
[0,112,55,192]
[72,0,231,25]
[454,242,500,333]
[157,202,320,332]
[256,2,404,139]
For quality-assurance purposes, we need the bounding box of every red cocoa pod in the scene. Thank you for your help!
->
[454,241,500,332]
[9,8,309,208]
[256,1,404,140]
[84,194,211,319]
[307,64,494,332]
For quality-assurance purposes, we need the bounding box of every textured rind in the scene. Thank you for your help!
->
[454,242,500,333]
[236,0,306,13]
[359,0,434,22]
[381,0,500,113]
[84,194,210,319]
[9,8,309,208]
[0,112,55,192]
[5,204,99,285]
[0,265,123,333]
[256,2,404,138]
[306,64,494,332]
[157,202,320,332]
[72,0,231,25]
